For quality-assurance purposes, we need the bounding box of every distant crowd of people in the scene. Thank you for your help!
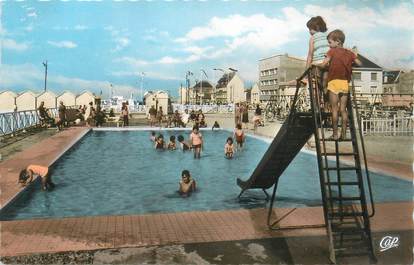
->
[148,105,207,128]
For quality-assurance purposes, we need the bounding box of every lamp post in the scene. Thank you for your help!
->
[185,71,193,105]
[200,69,208,105]
[213,68,226,104]
[140,72,145,104]
[228,67,238,103]
[42,60,48,92]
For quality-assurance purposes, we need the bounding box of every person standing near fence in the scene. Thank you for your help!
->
[121,102,129,127]
[241,103,249,129]
[56,101,66,131]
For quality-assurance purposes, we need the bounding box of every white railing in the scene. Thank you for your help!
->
[0,109,50,136]
[360,115,413,136]
[101,104,147,113]
[172,104,234,113]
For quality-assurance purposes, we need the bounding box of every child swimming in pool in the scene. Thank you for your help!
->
[154,134,165,149]
[224,137,234,159]
[19,164,55,191]
[167,135,176,150]
[177,135,191,151]
[189,125,203,159]
[150,131,156,142]
[234,123,245,150]
[179,170,196,197]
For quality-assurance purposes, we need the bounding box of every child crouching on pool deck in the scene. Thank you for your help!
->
[189,125,203,159]
[168,135,177,150]
[179,170,196,197]
[224,137,234,159]
[314,29,361,140]
[19,164,55,191]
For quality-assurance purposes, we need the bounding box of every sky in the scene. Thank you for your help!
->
[1,0,413,99]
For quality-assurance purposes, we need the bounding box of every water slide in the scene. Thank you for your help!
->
[237,112,315,197]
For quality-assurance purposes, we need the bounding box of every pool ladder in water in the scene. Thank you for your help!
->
[308,69,377,264]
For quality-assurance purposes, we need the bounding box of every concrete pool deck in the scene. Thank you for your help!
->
[0,124,412,263]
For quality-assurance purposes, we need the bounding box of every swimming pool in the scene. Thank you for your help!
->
[0,129,411,220]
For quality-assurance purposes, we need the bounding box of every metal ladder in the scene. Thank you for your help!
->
[307,67,377,263]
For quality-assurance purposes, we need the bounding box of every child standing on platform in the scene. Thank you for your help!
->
[315,29,361,140]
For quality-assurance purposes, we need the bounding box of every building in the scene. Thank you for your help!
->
[144,90,170,115]
[250,83,260,105]
[178,86,188,105]
[215,72,245,104]
[191,81,214,104]
[382,70,414,107]
[0,91,17,112]
[258,54,306,104]
[57,91,76,107]
[16,91,37,111]
[36,91,57,109]
[352,54,383,104]
[76,91,96,107]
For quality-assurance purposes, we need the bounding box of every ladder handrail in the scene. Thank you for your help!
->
[350,77,376,218]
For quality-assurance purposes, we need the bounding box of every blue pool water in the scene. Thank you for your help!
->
[0,130,411,220]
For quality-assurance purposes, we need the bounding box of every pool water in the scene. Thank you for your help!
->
[0,130,411,220]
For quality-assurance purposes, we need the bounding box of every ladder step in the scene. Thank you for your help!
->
[325,181,359,186]
[330,197,362,201]
[329,211,365,218]
[324,138,352,142]
[322,152,356,156]
[332,226,366,234]
[325,167,358,171]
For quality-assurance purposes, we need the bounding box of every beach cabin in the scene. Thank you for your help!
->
[0,91,17,112]
[16,91,37,111]
[145,90,170,115]
[36,91,57,109]
[76,91,96,107]
[57,91,76,107]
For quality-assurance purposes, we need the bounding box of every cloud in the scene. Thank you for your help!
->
[74,25,88,30]
[113,37,130,52]
[176,8,307,60]
[114,57,149,67]
[111,70,181,81]
[105,25,130,52]
[27,11,37,18]
[0,63,137,97]
[47,41,77,48]
[2,39,29,51]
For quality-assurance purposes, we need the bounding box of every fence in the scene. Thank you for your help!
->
[360,115,413,136]
[171,104,234,113]
[0,110,47,136]
[101,104,147,113]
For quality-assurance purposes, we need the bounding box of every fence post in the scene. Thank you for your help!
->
[361,117,364,135]
[393,115,396,136]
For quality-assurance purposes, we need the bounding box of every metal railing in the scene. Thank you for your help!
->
[0,109,51,136]
[360,115,413,136]
[172,104,234,113]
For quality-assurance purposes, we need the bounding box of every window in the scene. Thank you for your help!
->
[370,86,377,93]
[353,72,361,80]
[371,73,377,81]
[354,86,362,93]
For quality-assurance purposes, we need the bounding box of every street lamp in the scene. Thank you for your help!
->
[42,60,48,92]
[185,71,193,105]
[139,72,145,104]
[200,69,208,105]
[228,67,238,103]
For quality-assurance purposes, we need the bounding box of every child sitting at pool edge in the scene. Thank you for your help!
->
[179,170,196,197]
